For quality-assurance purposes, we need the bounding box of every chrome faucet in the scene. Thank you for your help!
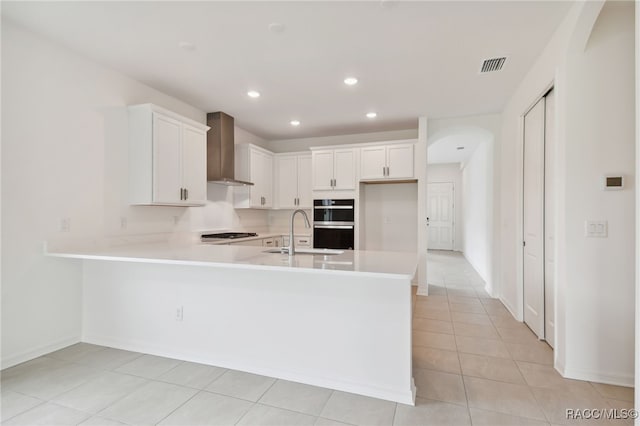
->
[287,209,311,256]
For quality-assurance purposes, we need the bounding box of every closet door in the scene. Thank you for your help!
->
[523,97,546,339]
[544,89,556,348]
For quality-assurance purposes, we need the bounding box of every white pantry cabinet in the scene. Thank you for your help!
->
[275,153,312,208]
[311,148,356,191]
[360,142,414,180]
[235,144,274,209]
[129,104,209,206]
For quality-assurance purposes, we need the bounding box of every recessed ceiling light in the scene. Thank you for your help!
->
[268,23,285,34]
[344,77,358,86]
[290,120,301,126]
[456,146,465,150]
[247,90,261,98]
[366,112,377,119]
[178,41,196,51]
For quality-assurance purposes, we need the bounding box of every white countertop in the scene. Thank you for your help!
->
[46,242,418,279]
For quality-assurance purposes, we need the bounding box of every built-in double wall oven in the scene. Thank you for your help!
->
[313,199,355,250]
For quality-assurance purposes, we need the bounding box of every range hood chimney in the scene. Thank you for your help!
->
[207,112,254,186]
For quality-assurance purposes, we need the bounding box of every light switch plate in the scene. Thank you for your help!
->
[584,220,608,237]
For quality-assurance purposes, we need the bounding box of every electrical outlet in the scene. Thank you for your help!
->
[584,220,608,238]
[120,217,127,229]
[60,218,71,232]
[175,306,184,321]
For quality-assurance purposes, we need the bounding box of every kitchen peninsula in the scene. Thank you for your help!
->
[47,242,419,405]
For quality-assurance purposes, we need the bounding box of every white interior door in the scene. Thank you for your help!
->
[427,183,454,250]
[523,97,546,339]
[544,89,555,348]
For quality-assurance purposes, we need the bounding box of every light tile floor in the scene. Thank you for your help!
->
[1,251,634,425]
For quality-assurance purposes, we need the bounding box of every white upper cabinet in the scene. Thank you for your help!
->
[360,146,387,180]
[297,154,313,206]
[360,142,414,181]
[235,144,274,209]
[311,148,356,191]
[181,124,208,204]
[275,153,312,208]
[129,104,208,206]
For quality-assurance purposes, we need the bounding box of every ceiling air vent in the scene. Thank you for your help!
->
[480,57,507,73]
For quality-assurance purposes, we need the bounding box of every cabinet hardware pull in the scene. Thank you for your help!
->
[180,188,184,200]
[185,188,188,200]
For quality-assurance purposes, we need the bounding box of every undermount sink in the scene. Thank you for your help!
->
[263,248,344,255]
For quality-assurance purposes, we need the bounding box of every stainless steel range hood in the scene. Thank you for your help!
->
[207,111,254,186]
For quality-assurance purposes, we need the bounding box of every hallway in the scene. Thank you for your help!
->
[411,250,634,425]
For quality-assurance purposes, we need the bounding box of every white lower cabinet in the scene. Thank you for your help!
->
[282,235,312,248]
[129,104,209,206]
[229,239,260,246]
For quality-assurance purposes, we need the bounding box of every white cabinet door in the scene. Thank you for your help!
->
[333,149,356,190]
[297,154,312,207]
[387,144,414,179]
[129,104,208,206]
[263,152,273,208]
[249,148,263,208]
[181,124,207,204]
[312,150,335,190]
[248,148,274,208]
[360,146,386,180]
[262,238,275,247]
[153,113,183,204]
[276,155,298,209]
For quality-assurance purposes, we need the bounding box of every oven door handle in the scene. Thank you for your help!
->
[314,225,354,230]
[313,206,353,210]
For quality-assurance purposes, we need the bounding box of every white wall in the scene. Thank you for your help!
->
[461,144,492,284]
[426,163,463,252]
[498,2,582,319]
[635,0,639,411]
[360,183,418,252]
[267,129,418,153]
[559,0,635,385]
[499,0,635,386]
[0,21,267,367]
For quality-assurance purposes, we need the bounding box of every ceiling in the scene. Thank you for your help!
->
[2,1,572,140]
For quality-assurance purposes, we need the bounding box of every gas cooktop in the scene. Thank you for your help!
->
[201,232,258,240]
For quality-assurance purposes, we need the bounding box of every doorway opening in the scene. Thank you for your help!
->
[427,124,495,294]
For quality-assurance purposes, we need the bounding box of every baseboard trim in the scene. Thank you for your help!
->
[1,335,80,370]
[561,366,634,388]
[83,333,416,405]
[499,295,521,321]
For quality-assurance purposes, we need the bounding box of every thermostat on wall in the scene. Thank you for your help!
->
[603,175,624,190]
